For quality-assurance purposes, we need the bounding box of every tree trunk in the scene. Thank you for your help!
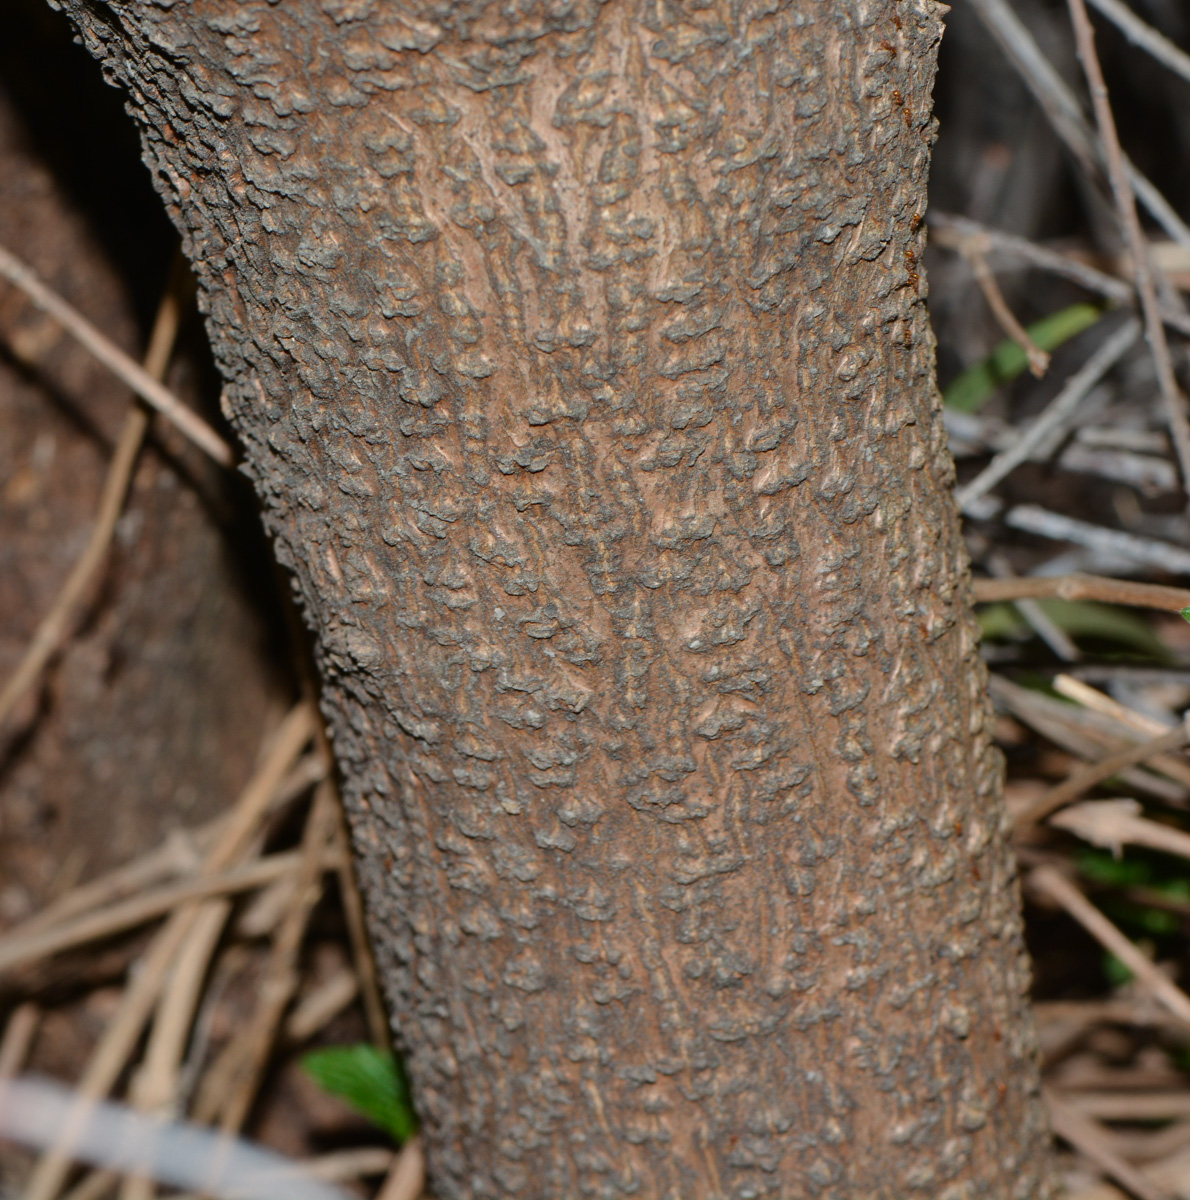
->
[51,0,1054,1194]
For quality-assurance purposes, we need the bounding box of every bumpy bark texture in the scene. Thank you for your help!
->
[53,0,1054,1195]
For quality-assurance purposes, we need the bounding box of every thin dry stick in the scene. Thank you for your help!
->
[0,1002,40,1078]
[988,553,1081,662]
[1086,0,1190,86]
[972,572,1190,612]
[1065,1094,1190,1122]
[1031,865,1190,1026]
[956,318,1139,511]
[121,901,231,1200]
[21,703,314,1200]
[929,212,1134,302]
[1053,799,1190,862]
[284,969,359,1044]
[969,0,1190,255]
[330,800,390,1049]
[1009,506,1190,573]
[0,852,303,976]
[1054,674,1170,739]
[963,235,1051,376]
[193,781,338,1132]
[375,1139,425,1200]
[0,280,181,733]
[1018,724,1190,826]
[930,212,1190,337]
[15,752,323,945]
[0,244,231,466]
[1045,1087,1172,1200]
[1051,677,1190,787]
[1066,0,1190,498]
[60,1172,117,1200]
[15,827,212,941]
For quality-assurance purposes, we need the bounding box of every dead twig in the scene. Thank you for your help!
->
[972,572,1190,613]
[0,274,183,734]
[0,1002,40,1079]
[1052,799,1190,863]
[968,0,1190,255]
[1086,0,1190,87]
[1018,723,1190,826]
[284,968,359,1045]
[956,319,1139,512]
[0,852,308,976]
[1045,1087,1173,1200]
[1066,0,1190,499]
[375,1138,425,1200]
[1030,865,1190,1027]
[192,781,338,1132]
[962,234,1052,376]
[20,702,315,1200]
[0,244,231,465]
[1003,506,1190,574]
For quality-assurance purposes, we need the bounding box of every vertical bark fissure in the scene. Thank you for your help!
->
[52,0,1053,1195]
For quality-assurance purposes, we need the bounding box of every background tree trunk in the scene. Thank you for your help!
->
[51,0,1054,1194]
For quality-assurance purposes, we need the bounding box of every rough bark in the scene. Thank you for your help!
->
[50,0,1054,1195]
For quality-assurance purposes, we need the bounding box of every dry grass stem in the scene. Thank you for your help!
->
[1050,678,1190,788]
[0,278,182,733]
[193,782,337,1132]
[303,1148,396,1182]
[60,1172,118,1200]
[0,1002,41,1079]
[120,901,232,1200]
[1018,724,1190,825]
[1031,865,1190,1027]
[284,968,359,1044]
[1045,1087,1173,1200]
[13,827,213,941]
[1054,675,1172,739]
[20,702,314,1200]
[972,573,1190,613]
[1066,0,1190,498]
[989,678,1188,807]
[1063,1092,1190,1122]
[375,1138,425,1200]
[0,244,231,465]
[0,852,303,976]
[330,799,390,1050]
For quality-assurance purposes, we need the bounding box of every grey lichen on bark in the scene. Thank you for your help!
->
[52,0,1055,1195]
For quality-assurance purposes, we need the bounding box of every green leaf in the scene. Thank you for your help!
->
[301,1044,418,1143]
[943,302,1104,412]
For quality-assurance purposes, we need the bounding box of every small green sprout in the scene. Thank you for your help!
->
[302,1043,418,1143]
